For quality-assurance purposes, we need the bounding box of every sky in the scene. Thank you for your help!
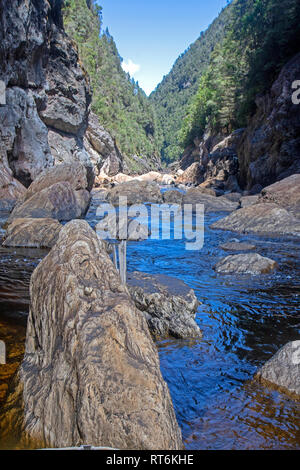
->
[98,0,230,95]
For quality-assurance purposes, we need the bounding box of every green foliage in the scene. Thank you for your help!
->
[63,0,160,166]
[178,0,300,148]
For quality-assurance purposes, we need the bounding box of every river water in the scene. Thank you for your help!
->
[0,192,300,449]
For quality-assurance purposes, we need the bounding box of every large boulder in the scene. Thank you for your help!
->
[183,188,239,213]
[127,272,201,340]
[108,180,163,206]
[0,157,26,211]
[258,174,300,219]
[211,203,300,237]
[2,218,62,248]
[8,182,90,222]
[163,190,184,204]
[0,221,182,450]
[214,253,278,275]
[177,162,203,185]
[254,341,300,399]
[219,241,256,252]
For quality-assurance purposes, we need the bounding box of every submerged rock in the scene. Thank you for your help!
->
[0,221,182,450]
[211,203,300,237]
[2,218,62,248]
[220,242,256,252]
[214,253,278,275]
[254,341,300,399]
[127,272,201,340]
[8,182,90,222]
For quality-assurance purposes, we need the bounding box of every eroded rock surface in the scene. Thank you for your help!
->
[254,341,300,399]
[127,272,201,340]
[0,221,182,450]
[214,253,278,275]
[2,218,62,248]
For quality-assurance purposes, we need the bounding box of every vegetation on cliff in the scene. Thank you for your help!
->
[63,0,161,169]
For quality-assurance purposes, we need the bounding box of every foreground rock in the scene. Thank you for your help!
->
[108,180,163,205]
[2,218,62,248]
[0,221,182,450]
[183,188,239,213]
[258,174,300,219]
[211,203,300,237]
[8,182,90,223]
[127,272,201,340]
[214,253,278,275]
[219,242,256,252]
[254,341,300,399]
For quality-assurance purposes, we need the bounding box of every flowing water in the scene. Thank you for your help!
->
[0,193,300,449]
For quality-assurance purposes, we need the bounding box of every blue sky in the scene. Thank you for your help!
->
[98,0,230,95]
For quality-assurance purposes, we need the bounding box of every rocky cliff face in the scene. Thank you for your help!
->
[0,0,97,192]
[237,53,300,191]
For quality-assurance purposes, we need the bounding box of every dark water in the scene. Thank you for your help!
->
[0,196,300,449]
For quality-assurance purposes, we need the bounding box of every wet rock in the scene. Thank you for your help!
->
[183,188,239,213]
[220,242,256,252]
[211,203,300,237]
[0,341,5,365]
[163,190,184,204]
[258,174,300,219]
[127,272,201,340]
[8,182,90,222]
[0,221,182,450]
[254,341,300,399]
[108,180,163,206]
[2,218,62,248]
[214,253,278,275]
[25,163,89,201]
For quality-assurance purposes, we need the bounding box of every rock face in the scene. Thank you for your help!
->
[127,272,201,340]
[8,182,90,222]
[2,218,62,248]
[258,174,300,219]
[108,180,163,205]
[183,188,239,213]
[254,341,300,399]
[0,221,182,449]
[237,53,300,191]
[211,203,300,237]
[214,253,278,275]
[84,112,123,177]
[0,0,93,188]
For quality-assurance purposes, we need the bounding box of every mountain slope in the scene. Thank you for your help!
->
[150,3,233,163]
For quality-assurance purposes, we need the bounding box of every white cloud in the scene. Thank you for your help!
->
[122,59,141,77]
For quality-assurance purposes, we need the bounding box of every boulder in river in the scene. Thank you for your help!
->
[254,341,300,399]
[214,253,278,275]
[127,272,201,340]
[258,174,300,219]
[183,188,239,213]
[2,218,62,248]
[108,180,163,206]
[219,242,256,252]
[8,182,91,223]
[211,203,300,237]
[0,220,182,450]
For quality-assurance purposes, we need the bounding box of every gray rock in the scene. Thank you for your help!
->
[240,195,259,208]
[0,156,26,210]
[220,242,256,252]
[163,190,184,204]
[211,203,300,237]
[258,174,300,219]
[0,221,182,450]
[254,341,300,399]
[183,188,239,213]
[0,341,5,365]
[127,272,201,340]
[3,218,62,248]
[214,253,278,275]
[108,180,163,206]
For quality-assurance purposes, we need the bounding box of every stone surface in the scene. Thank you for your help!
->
[254,341,300,399]
[0,156,26,210]
[177,162,203,185]
[2,218,62,248]
[25,162,89,201]
[163,190,184,204]
[240,195,259,208]
[8,182,90,222]
[220,242,256,252]
[258,174,300,219]
[0,221,182,450]
[237,53,300,191]
[211,203,300,237]
[127,272,201,340]
[108,180,163,206]
[0,341,5,365]
[214,253,278,275]
[183,188,239,213]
